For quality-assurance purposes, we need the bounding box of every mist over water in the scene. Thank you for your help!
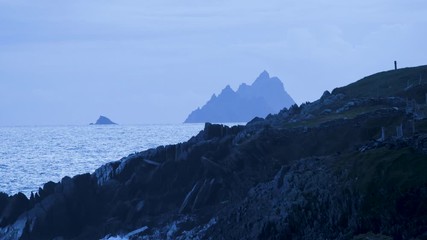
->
[0,124,205,196]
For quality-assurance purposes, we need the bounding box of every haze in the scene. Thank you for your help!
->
[1,0,426,126]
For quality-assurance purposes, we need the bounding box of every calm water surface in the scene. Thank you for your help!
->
[0,124,204,196]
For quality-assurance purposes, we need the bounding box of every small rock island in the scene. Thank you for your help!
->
[90,115,117,125]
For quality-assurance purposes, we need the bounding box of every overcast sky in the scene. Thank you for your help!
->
[1,0,426,126]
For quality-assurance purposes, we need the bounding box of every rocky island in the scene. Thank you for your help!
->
[90,116,117,125]
[185,71,295,123]
[1,65,427,239]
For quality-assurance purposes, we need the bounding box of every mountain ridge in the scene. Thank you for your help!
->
[184,71,295,123]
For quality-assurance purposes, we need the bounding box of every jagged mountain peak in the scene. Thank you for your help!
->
[252,71,283,88]
[257,70,270,80]
[220,85,235,95]
[184,72,295,123]
[237,82,250,93]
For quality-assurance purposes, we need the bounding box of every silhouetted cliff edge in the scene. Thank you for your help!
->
[1,65,427,239]
[185,71,295,123]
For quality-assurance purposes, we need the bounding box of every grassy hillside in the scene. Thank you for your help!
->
[333,65,427,102]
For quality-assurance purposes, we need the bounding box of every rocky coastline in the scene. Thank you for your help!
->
[1,66,427,239]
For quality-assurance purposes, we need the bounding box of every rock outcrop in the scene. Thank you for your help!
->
[184,71,295,123]
[91,116,117,125]
[1,65,427,239]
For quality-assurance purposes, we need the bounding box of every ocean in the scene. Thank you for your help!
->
[0,124,205,196]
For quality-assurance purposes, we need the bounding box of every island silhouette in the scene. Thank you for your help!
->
[185,71,295,123]
[90,116,117,125]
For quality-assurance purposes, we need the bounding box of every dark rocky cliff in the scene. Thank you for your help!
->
[1,65,427,239]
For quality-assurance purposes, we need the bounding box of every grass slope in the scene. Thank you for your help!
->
[334,65,427,101]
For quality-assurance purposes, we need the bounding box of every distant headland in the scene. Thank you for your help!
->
[184,71,295,123]
[90,116,117,125]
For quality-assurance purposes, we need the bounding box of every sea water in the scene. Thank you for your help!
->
[0,124,205,196]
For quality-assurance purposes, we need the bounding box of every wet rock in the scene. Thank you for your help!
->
[0,192,8,216]
[203,122,226,139]
[0,193,29,227]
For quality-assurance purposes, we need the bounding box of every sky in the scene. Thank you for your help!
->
[0,0,426,126]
